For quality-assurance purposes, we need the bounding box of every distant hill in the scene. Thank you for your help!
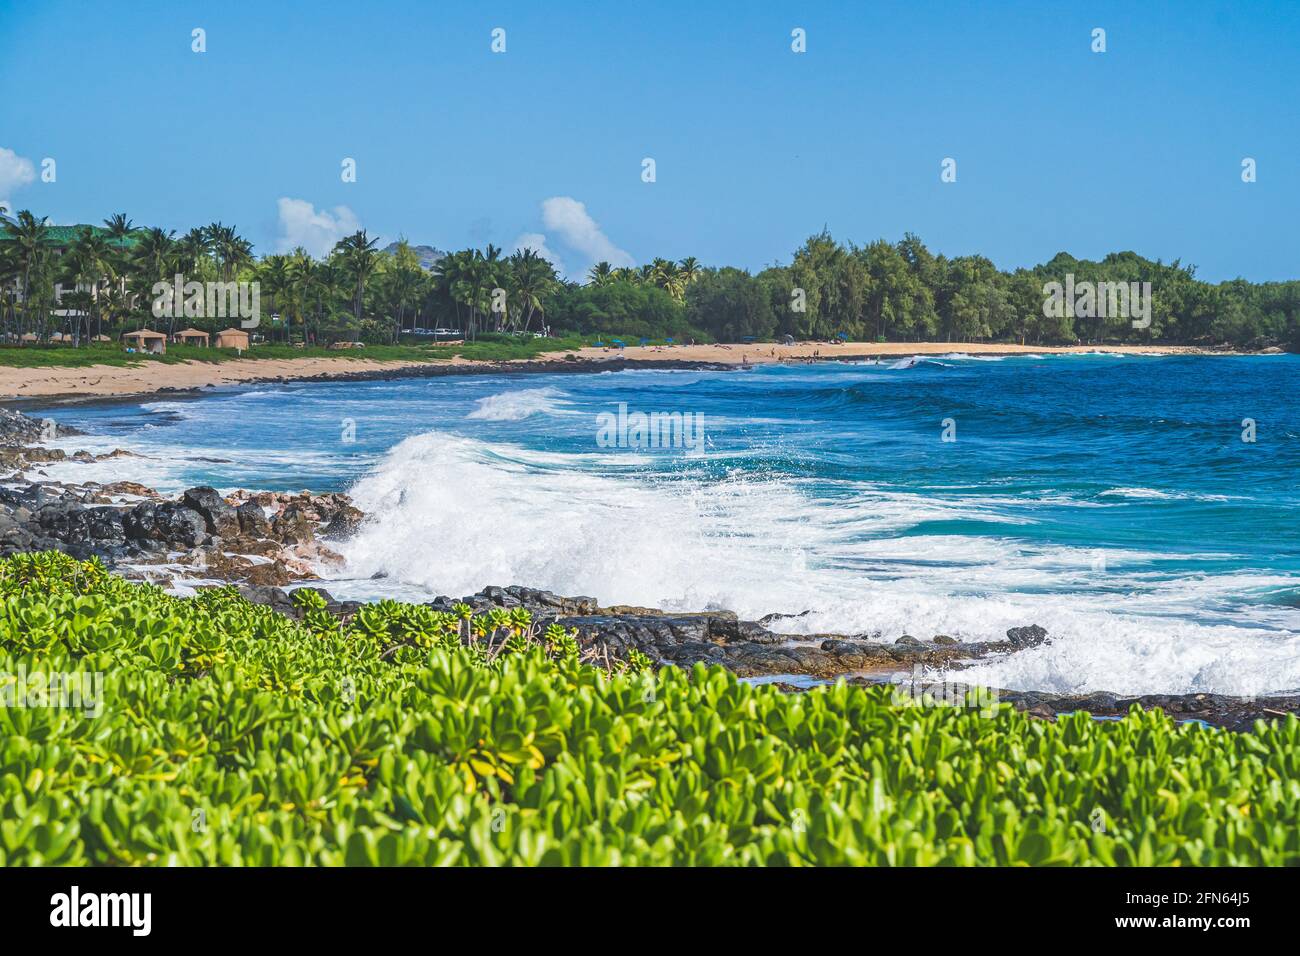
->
[383,242,446,271]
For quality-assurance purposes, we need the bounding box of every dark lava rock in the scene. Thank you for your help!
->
[272,504,314,544]
[236,584,296,617]
[236,501,271,537]
[123,502,160,541]
[182,486,240,537]
[1006,624,1049,648]
[243,560,295,587]
[87,508,126,541]
[154,503,207,548]
[0,408,82,444]
[320,505,364,540]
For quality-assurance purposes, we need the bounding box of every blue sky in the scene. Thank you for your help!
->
[2,0,1297,281]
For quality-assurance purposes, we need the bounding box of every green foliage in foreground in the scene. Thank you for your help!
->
[1,552,1297,866]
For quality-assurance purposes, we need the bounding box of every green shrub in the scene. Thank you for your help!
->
[1,552,1297,865]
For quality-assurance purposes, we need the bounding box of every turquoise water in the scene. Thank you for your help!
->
[41,353,1300,696]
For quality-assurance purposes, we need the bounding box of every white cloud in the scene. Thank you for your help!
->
[512,231,564,273]
[539,197,634,268]
[0,147,36,201]
[274,198,361,257]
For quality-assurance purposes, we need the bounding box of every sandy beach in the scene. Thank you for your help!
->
[559,341,1230,365]
[0,355,470,401]
[0,341,1245,402]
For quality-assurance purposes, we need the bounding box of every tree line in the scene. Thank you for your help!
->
[1,206,1296,349]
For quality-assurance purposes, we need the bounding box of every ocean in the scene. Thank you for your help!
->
[38,353,1300,698]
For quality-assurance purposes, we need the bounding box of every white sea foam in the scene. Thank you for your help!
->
[330,428,1300,697]
[466,387,570,421]
[1098,487,1236,502]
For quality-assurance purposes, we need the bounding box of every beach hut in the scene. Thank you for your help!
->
[214,328,251,350]
[122,329,167,354]
[175,328,210,347]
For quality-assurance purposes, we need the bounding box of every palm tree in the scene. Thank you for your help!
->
[175,227,211,277]
[433,250,470,333]
[511,248,557,332]
[67,227,115,342]
[677,256,701,286]
[102,213,134,241]
[99,214,137,330]
[0,240,20,338]
[132,227,176,281]
[315,258,348,341]
[7,211,50,337]
[203,222,253,282]
[587,261,614,287]
[652,258,684,301]
[287,252,319,343]
[333,230,380,323]
[258,255,291,342]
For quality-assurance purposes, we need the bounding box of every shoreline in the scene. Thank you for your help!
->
[1,406,1295,729]
[0,341,1281,409]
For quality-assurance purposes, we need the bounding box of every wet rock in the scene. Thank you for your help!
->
[234,584,296,617]
[1006,624,1049,648]
[236,501,271,537]
[100,480,155,498]
[244,560,296,587]
[182,486,240,537]
[272,504,314,545]
[0,408,82,444]
[87,508,126,541]
[123,501,160,541]
[320,505,364,540]
[155,503,207,548]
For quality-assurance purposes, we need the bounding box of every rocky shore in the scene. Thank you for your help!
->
[3,406,1296,732]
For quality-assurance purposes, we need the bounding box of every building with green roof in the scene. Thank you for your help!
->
[0,223,142,333]
[0,223,141,251]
